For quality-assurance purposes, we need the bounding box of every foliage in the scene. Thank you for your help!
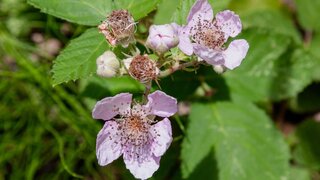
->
[1,0,320,179]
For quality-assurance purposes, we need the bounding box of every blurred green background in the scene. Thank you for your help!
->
[1,0,320,179]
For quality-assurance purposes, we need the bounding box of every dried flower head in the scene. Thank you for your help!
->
[98,10,135,47]
[124,55,159,83]
[92,91,177,179]
[178,0,249,70]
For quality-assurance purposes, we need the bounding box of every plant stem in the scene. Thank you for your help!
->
[159,60,199,78]
[142,81,152,104]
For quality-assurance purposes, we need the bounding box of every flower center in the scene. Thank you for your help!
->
[129,55,158,83]
[120,115,151,147]
[191,20,225,49]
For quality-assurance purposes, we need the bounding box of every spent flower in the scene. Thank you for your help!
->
[124,54,159,83]
[178,0,249,70]
[98,10,136,47]
[92,91,177,179]
[146,23,180,54]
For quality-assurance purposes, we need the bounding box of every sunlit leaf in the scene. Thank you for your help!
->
[181,102,290,179]
[52,28,108,86]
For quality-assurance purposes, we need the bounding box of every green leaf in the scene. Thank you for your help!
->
[27,0,113,26]
[294,0,320,31]
[154,0,180,24]
[80,75,144,99]
[52,28,108,86]
[172,0,231,24]
[115,0,161,20]
[181,102,289,179]
[242,10,301,43]
[224,30,314,102]
[309,32,320,81]
[28,0,160,26]
[289,167,310,180]
[229,0,281,15]
[294,119,320,170]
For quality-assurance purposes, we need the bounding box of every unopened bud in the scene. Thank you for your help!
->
[146,23,179,54]
[96,51,120,77]
[213,65,225,74]
[98,10,135,47]
[125,55,159,83]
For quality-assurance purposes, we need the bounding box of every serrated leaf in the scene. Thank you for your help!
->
[52,28,108,86]
[294,0,320,31]
[181,102,289,179]
[28,0,161,26]
[27,0,113,26]
[224,30,314,102]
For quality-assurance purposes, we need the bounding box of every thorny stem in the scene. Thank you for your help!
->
[159,60,200,78]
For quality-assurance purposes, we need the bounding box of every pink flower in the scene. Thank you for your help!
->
[146,23,180,54]
[178,0,249,70]
[92,91,177,179]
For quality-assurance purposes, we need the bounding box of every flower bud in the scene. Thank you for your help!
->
[124,55,159,83]
[98,10,135,47]
[96,51,120,77]
[146,23,179,54]
[213,65,225,74]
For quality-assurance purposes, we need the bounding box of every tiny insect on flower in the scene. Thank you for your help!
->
[92,91,177,179]
[177,0,249,70]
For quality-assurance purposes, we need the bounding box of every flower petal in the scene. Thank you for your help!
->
[178,26,194,55]
[151,118,172,157]
[187,0,213,27]
[193,44,224,66]
[145,90,177,117]
[92,93,132,120]
[124,154,160,179]
[215,10,242,39]
[96,121,123,166]
[223,39,249,70]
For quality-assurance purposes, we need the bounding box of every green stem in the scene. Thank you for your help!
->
[159,60,199,78]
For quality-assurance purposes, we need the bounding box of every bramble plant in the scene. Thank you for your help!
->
[18,0,320,179]
[92,0,249,178]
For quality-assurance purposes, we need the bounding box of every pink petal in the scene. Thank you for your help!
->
[92,93,132,120]
[96,121,123,166]
[145,90,177,117]
[151,118,172,157]
[223,39,249,70]
[187,0,213,27]
[124,154,160,179]
[215,10,242,39]
[178,26,194,55]
[193,44,225,66]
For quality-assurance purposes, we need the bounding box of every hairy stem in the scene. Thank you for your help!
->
[159,60,199,78]
[142,81,152,104]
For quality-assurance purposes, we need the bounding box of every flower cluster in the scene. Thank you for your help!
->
[94,0,249,179]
